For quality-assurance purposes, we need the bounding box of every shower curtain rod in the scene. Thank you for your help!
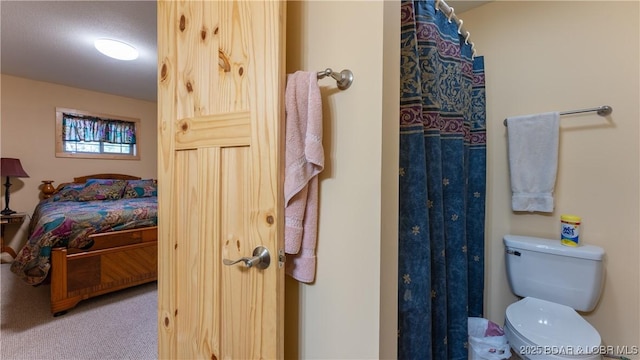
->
[435,0,477,58]
[502,105,613,126]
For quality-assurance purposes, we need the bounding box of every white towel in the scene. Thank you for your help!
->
[506,112,560,212]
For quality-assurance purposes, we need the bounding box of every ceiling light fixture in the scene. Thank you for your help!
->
[94,38,139,61]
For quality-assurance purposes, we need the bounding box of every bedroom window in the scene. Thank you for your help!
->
[55,108,140,160]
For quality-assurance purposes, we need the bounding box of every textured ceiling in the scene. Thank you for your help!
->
[0,1,488,104]
[1,1,157,102]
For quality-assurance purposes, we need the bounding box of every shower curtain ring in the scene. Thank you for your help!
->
[447,7,455,22]
[464,31,471,44]
[457,19,464,34]
[435,0,441,11]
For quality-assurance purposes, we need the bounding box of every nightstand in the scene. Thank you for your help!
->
[1,213,26,259]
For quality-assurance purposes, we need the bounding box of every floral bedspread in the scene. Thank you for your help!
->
[10,197,157,285]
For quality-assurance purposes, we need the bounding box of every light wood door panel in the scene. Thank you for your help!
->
[157,1,285,358]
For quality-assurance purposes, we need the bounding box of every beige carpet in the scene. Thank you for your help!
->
[0,264,157,360]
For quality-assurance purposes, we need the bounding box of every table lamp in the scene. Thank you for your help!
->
[1,158,29,215]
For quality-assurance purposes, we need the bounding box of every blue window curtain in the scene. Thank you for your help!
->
[63,113,136,144]
[398,1,487,359]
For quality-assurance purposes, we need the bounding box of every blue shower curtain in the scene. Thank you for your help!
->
[398,1,486,359]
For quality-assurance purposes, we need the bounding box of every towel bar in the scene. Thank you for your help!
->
[503,105,612,126]
[317,68,353,90]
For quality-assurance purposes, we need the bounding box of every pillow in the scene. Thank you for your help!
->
[77,179,127,201]
[49,183,84,202]
[122,179,157,198]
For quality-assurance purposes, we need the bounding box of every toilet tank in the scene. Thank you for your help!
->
[503,235,605,312]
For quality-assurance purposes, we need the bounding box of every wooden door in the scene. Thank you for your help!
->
[157,1,285,358]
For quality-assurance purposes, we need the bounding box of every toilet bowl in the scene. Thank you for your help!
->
[504,297,601,360]
[503,235,606,360]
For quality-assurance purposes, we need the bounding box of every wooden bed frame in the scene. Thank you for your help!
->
[46,174,157,316]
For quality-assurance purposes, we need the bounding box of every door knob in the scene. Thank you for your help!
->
[223,246,270,270]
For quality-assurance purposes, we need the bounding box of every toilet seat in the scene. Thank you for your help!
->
[506,297,601,355]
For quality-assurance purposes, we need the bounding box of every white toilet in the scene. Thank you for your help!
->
[503,234,605,360]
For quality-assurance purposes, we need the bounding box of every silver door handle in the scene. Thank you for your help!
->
[223,246,270,270]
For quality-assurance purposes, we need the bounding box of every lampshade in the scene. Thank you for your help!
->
[1,158,29,178]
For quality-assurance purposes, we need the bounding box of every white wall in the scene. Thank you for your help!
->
[463,1,640,349]
[284,1,397,358]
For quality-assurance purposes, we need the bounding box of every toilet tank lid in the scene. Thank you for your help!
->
[503,235,604,261]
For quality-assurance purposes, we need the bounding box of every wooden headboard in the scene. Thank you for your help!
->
[43,174,143,198]
[73,173,141,183]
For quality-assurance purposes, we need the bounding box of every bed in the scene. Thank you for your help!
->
[10,174,158,316]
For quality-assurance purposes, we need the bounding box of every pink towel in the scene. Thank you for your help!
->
[284,71,324,283]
